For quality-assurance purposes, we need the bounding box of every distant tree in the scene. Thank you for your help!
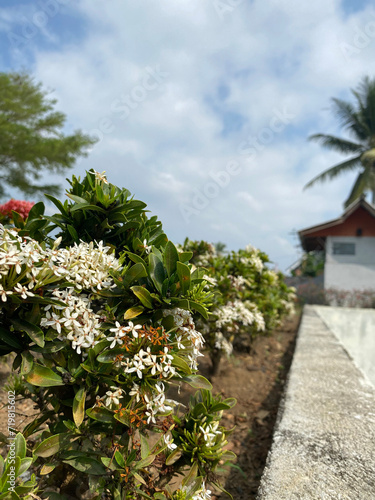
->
[305,76,375,206]
[0,72,96,198]
[215,241,227,255]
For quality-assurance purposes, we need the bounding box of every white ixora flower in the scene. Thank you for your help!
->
[105,387,123,407]
[0,285,12,302]
[163,434,177,451]
[13,283,35,299]
[127,321,142,338]
[192,481,212,500]
[92,169,109,184]
[143,239,152,254]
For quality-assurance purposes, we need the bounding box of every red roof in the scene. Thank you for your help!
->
[299,197,375,252]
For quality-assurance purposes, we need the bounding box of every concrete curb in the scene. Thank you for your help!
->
[257,305,375,500]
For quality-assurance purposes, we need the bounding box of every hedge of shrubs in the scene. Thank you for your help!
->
[0,171,295,500]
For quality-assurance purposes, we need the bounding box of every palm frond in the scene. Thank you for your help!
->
[344,166,372,207]
[308,133,364,154]
[331,97,370,141]
[304,155,362,190]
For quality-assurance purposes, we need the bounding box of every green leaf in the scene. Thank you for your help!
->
[189,300,209,319]
[182,375,212,390]
[176,262,191,294]
[172,355,192,374]
[12,318,44,347]
[0,327,22,349]
[86,407,115,423]
[149,253,166,293]
[96,347,124,363]
[126,252,147,266]
[66,193,89,204]
[11,211,25,229]
[164,241,179,277]
[124,306,144,320]
[63,457,106,475]
[30,340,66,353]
[179,251,193,262]
[70,202,106,213]
[114,411,130,427]
[27,201,45,220]
[40,463,57,475]
[135,454,156,469]
[101,457,122,471]
[34,433,70,458]
[44,194,69,217]
[131,286,153,309]
[114,450,125,468]
[165,448,182,465]
[67,225,79,242]
[18,457,32,476]
[25,364,64,387]
[140,434,150,460]
[73,388,86,427]
[14,433,26,459]
[122,263,148,287]
[181,461,198,487]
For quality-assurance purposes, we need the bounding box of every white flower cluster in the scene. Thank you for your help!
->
[195,243,217,268]
[40,288,102,354]
[215,300,265,332]
[163,308,205,370]
[228,274,247,290]
[262,269,279,285]
[47,240,120,291]
[199,421,222,447]
[115,345,177,380]
[143,382,177,424]
[0,228,121,353]
[280,298,295,315]
[214,331,233,356]
[202,274,218,287]
[240,254,263,273]
[0,228,119,296]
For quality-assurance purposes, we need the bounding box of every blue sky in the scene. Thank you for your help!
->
[1,0,375,271]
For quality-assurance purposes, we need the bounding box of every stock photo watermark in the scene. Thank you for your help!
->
[339,14,375,61]
[179,105,296,223]
[179,161,242,223]
[8,0,72,50]
[82,65,169,152]
[6,390,17,492]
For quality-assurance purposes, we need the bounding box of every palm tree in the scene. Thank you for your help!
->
[305,76,375,206]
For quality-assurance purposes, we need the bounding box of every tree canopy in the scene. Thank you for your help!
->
[305,76,375,206]
[0,72,96,199]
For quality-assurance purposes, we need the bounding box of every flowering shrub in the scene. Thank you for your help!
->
[0,171,235,499]
[0,199,34,221]
[180,240,296,374]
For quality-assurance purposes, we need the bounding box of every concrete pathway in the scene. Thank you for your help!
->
[257,305,375,500]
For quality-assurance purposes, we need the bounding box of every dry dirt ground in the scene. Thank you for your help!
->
[0,314,300,499]
[205,314,300,499]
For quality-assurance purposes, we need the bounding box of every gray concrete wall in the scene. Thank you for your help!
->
[257,305,375,500]
[313,305,375,387]
[325,236,375,290]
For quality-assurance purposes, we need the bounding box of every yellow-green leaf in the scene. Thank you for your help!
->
[73,388,86,427]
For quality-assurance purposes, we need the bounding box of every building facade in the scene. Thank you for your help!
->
[298,198,375,291]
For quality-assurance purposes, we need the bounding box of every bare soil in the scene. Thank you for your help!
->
[203,313,300,499]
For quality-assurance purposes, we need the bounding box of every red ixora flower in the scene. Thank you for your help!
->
[0,199,35,220]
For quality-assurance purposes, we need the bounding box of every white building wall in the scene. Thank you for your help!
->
[324,236,375,290]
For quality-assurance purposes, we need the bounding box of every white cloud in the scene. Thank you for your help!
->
[3,0,375,271]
